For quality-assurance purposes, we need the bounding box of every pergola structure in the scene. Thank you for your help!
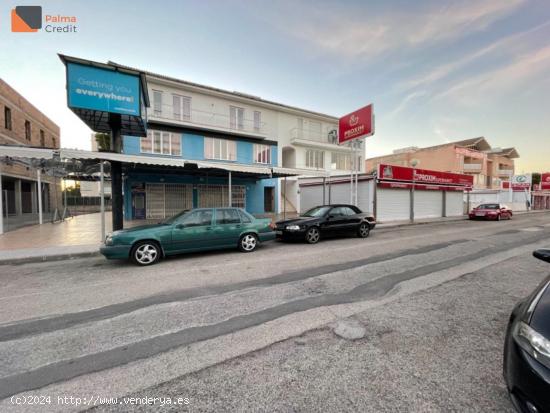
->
[0,144,324,236]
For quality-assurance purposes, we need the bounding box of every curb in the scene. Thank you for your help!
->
[0,250,100,266]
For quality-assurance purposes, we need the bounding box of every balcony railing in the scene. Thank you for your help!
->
[497,169,514,176]
[463,163,482,171]
[148,103,268,136]
[290,127,361,148]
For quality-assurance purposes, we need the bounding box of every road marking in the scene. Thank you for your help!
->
[520,227,543,232]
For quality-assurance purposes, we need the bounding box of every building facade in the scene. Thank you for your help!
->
[365,137,518,190]
[116,65,362,219]
[0,79,61,231]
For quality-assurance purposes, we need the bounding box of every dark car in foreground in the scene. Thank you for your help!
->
[504,248,550,412]
[274,204,376,244]
[469,203,512,220]
[100,208,275,265]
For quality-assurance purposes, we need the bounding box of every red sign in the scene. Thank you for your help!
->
[338,104,374,144]
[541,172,550,190]
[378,164,473,187]
[502,181,531,191]
[378,182,466,191]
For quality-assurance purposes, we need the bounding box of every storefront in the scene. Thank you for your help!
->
[376,164,473,222]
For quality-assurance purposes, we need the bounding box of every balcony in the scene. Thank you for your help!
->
[463,163,482,172]
[497,168,514,176]
[290,127,361,150]
[148,104,268,137]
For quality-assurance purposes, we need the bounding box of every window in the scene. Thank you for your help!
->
[40,130,45,147]
[204,137,236,161]
[172,94,191,121]
[309,120,322,139]
[52,137,56,148]
[253,144,271,164]
[230,106,244,130]
[331,153,351,170]
[140,130,181,155]
[178,209,213,227]
[238,209,253,223]
[153,90,163,117]
[216,209,241,225]
[4,107,11,130]
[24,120,31,141]
[253,111,261,132]
[306,149,324,168]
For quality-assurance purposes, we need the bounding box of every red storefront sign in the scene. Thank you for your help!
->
[502,181,531,191]
[541,172,550,190]
[338,104,374,144]
[378,164,473,187]
[378,182,465,191]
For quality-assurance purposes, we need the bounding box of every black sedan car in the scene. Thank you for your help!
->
[504,248,550,413]
[274,204,376,244]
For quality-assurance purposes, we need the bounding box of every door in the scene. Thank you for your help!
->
[322,206,350,234]
[169,209,214,253]
[414,190,443,219]
[213,208,243,247]
[377,188,410,222]
[133,192,146,219]
[264,187,274,213]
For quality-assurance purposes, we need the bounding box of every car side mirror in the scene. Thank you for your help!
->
[533,249,550,264]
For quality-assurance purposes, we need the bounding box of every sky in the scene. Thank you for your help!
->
[0,0,549,172]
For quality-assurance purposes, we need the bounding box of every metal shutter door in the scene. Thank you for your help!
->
[414,190,443,219]
[145,184,165,219]
[330,182,353,205]
[197,185,246,209]
[357,180,374,214]
[377,188,410,222]
[299,185,323,213]
[445,191,464,217]
[165,184,193,217]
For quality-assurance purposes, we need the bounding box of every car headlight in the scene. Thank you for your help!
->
[513,321,550,369]
[105,235,114,246]
[286,225,301,231]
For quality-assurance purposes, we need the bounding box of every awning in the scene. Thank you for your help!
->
[271,166,329,177]
[195,160,271,175]
[59,149,187,168]
[0,145,55,159]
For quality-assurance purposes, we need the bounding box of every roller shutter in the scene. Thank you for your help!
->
[197,184,246,209]
[414,190,442,219]
[145,183,193,219]
[445,191,464,217]
[377,188,410,222]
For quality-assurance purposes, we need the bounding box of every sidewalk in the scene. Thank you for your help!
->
[0,210,548,265]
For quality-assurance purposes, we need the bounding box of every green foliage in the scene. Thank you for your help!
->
[95,133,111,151]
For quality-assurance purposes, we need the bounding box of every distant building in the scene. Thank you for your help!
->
[365,137,518,189]
[0,79,61,230]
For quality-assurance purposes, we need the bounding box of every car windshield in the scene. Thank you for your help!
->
[162,210,190,224]
[302,206,331,217]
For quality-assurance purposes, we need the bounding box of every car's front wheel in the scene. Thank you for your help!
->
[131,241,161,266]
[305,227,320,244]
[239,233,258,252]
[357,222,370,238]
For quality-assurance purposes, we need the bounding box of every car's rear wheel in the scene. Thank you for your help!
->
[305,227,320,244]
[131,241,161,266]
[239,233,258,252]
[357,222,370,238]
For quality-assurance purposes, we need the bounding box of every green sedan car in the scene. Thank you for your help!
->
[100,208,275,266]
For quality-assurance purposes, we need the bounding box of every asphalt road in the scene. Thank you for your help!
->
[0,212,549,412]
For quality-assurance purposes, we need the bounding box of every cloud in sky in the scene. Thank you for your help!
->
[276,0,526,60]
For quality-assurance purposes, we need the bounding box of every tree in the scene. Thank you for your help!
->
[532,172,541,186]
[95,133,111,152]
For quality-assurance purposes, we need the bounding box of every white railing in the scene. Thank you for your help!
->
[497,169,513,176]
[463,163,482,171]
[148,103,268,135]
[290,127,362,148]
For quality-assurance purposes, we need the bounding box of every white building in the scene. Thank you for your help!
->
[113,62,363,215]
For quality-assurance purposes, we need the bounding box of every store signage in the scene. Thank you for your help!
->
[455,147,486,160]
[338,104,374,144]
[378,182,466,191]
[541,172,550,190]
[502,174,532,191]
[67,62,141,116]
[378,164,473,187]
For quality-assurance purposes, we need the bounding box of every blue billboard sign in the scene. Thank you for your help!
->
[67,63,141,116]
